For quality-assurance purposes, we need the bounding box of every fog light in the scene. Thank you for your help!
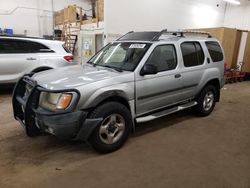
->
[47,127,55,135]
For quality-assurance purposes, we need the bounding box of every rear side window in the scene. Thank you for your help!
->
[205,41,223,62]
[181,42,205,67]
[0,39,53,54]
[29,42,53,53]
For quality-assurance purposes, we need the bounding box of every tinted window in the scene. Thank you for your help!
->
[181,42,205,67]
[145,45,177,72]
[0,39,53,54]
[205,41,223,62]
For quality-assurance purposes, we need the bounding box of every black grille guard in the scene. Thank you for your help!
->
[12,75,40,130]
[13,75,81,129]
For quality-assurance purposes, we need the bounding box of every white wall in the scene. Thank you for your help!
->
[0,0,92,37]
[105,0,226,35]
[224,1,250,30]
[0,0,40,36]
[2,0,250,39]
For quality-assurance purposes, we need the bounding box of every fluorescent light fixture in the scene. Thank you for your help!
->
[223,0,241,5]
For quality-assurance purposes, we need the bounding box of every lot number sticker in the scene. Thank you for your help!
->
[129,44,146,49]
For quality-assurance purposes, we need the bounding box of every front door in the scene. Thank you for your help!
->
[135,44,183,115]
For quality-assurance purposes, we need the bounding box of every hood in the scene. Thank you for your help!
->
[32,64,127,90]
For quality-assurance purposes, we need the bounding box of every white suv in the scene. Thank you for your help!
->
[0,36,75,84]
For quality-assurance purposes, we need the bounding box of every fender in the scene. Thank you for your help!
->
[85,90,130,108]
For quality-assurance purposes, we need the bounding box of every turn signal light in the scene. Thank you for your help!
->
[56,94,73,110]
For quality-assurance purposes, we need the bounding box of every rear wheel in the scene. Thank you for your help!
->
[194,85,217,117]
[89,102,132,153]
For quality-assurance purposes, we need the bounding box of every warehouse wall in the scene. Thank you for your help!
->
[224,1,250,31]
[104,0,226,35]
[0,0,91,37]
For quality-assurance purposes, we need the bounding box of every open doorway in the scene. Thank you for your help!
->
[237,31,248,71]
[95,34,104,52]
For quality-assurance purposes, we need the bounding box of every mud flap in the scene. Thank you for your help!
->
[75,118,103,141]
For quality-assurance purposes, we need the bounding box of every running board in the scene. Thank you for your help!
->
[136,101,197,123]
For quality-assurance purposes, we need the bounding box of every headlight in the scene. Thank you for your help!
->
[39,92,75,111]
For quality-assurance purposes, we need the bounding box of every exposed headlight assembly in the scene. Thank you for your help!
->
[39,92,76,111]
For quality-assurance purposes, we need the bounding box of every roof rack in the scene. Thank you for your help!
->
[152,29,212,41]
[117,31,160,41]
[117,31,134,41]
[116,29,213,42]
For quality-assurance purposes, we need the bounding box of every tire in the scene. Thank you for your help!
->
[194,85,217,117]
[89,102,132,153]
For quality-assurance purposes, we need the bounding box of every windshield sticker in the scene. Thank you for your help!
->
[129,44,146,49]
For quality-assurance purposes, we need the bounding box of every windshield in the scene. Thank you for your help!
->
[88,42,151,71]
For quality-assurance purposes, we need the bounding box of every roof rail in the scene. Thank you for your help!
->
[151,29,212,41]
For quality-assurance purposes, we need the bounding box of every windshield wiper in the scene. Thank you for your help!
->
[95,64,123,72]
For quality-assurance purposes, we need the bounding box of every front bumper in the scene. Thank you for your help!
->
[12,75,101,141]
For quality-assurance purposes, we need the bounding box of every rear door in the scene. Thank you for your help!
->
[179,41,206,98]
[135,44,183,115]
[0,38,39,82]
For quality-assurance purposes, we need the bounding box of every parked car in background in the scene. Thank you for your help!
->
[13,30,225,153]
[0,35,75,84]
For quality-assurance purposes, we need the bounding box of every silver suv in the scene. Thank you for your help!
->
[0,35,74,84]
[13,30,225,153]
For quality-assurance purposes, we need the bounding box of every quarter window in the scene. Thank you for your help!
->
[145,45,177,72]
[181,42,205,67]
[205,41,223,62]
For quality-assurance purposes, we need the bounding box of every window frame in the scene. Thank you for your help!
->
[144,44,178,73]
[180,41,205,68]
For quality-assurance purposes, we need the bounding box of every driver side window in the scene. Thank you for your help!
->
[145,44,177,72]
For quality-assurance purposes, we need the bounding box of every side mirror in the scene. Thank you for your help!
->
[140,64,158,76]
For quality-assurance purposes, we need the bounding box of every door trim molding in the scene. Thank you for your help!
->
[137,83,198,100]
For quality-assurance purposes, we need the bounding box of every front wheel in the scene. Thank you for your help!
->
[194,85,217,117]
[89,102,132,153]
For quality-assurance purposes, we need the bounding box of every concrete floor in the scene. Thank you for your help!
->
[0,82,250,188]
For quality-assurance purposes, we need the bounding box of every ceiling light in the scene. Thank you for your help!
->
[223,0,241,5]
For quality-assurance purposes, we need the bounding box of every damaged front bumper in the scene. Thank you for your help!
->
[12,75,102,141]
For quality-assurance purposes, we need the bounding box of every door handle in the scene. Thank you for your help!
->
[174,74,181,78]
[26,57,36,61]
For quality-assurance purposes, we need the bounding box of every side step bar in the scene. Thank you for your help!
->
[136,101,197,123]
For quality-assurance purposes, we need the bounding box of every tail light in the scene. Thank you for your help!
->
[224,63,227,75]
[64,56,74,62]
